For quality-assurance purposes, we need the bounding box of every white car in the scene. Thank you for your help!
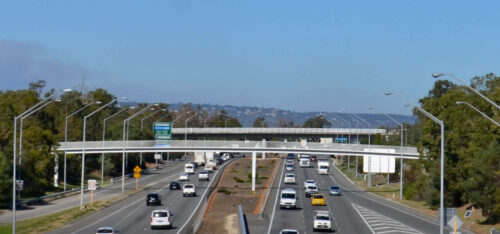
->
[279,229,299,234]
[285,163,294,171]
[279,188,297,209]
[304,180,316,188]
[150,209,172,229]
[179,172,189,181]
[284,173,296,184]
[198,171,209,181]
[182,184,196,197]
[313,210,332,231]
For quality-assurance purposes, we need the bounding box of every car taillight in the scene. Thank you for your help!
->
[168,217,171,222]
[150,217,153,223]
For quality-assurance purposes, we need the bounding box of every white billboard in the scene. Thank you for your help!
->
[363,148,396,173]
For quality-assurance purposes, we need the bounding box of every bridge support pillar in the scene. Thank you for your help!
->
[262,152,266,159]
[252,151,256,191]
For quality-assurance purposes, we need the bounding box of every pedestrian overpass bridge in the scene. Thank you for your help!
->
[57,140,420,159]
[171,127,385,139]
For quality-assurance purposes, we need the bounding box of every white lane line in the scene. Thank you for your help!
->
[351,203,376,234]
[175,160,227,234]
[330,165,438,228]
[70,173,178,234]
[352,204,424,234]
[266,159,285,234]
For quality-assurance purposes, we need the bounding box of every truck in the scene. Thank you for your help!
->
[205,152,216,170]
[194,152,205,166]
[184,163,195,174]
[299,158,310,167]
[317,161,329,174]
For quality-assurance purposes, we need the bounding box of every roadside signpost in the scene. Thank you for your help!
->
[133,166,141,189]
[464,209,473,231]
[447,214,463,234]
[15,180,24,191]
[154,122,172,146]
[88,179,97,206]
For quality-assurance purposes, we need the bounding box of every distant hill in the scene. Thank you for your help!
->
[163,103,415,128]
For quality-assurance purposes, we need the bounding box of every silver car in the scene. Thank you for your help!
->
[329,186,341,196]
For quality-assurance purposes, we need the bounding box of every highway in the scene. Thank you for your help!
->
[47,156,225,234]
[263,155,447,234]
[0,159,190,223]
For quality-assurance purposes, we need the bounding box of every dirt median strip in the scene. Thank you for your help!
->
[253,158,280,214]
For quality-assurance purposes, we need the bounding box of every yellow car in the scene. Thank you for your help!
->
[311,194,326,206]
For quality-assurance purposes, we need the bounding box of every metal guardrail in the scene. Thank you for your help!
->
[172,127,385,135]
[17,161,179,207]
[57,140,420,158]
[238,204,248,234]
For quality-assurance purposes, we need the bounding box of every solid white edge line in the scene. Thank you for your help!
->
[175,160,226,234]
[266,158,285,234]
[351,203,376,234]
[70,172,178,234]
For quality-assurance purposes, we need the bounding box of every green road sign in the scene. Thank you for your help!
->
[154,122,172,146]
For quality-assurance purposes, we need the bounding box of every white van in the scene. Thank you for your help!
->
[280,188,297,209]
[317,161,329,174]
[184,163,195,174]
[299,158,310,167]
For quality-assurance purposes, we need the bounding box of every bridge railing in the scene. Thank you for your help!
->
[171,127,386,135]
[58,140,419,156]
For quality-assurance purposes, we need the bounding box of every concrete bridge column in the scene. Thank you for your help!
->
[252,151,256,191]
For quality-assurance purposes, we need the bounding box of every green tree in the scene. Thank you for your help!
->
[252,117,267,127]
[303,116,331,128]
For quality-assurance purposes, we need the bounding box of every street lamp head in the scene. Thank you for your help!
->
[55,98,62,102]
[384,91,393,96]
[150,108,155,111]
[161,109,167,111]
[129,106,135,109]
[95,101,102,105]
[153,103,160,106]
[456,101,465,105]
[63,88,72,93]
[432,73,444,78]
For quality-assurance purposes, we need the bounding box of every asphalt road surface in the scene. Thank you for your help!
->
[262,155,457,234]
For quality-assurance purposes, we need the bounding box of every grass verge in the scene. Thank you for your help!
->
[0,187,145,234]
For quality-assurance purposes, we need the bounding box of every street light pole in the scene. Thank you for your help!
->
[101,106,134,185]
[121,103,158,193]
[64,101,99,191]
[384,113,404,200]
[81,99,116,210]
[386,91,445,234]
[12,90,69,234]
[139,109,165,165]
[456,101,500,127]
[352,113,372,187]
[185,112,199,144]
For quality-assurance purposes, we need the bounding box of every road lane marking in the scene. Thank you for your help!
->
[266,159,285,234]
[352,204,423,234]
[175,160,228,234]
[329,165,439,228]
[70,173,177,234]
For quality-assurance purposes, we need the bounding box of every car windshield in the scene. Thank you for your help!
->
[181,173,187,176]
[308,186,317,190]
[331,186,339,190]
[316,215,330,220]
[97,228,113,233]
[148,194,158,199]
[281,231,298,234]
[153,212,169,217]
[313,194,323,199]
[184,185,194,188]
[286,175,294,178]
[306,180,314,183]
[281,193,295,199]
[320,166,328,169]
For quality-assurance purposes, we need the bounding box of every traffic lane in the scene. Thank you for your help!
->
[48,161,188,234]
[268,161,307,234]
[329,164,440,234]
[2,159,189,223]
[116,165,215,234]
[303,162,371,234]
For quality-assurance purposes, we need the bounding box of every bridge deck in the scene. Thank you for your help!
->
[57,140,420,159]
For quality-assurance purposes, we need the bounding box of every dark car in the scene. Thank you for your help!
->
[169,181,181,190]
[191,161,198,169]
[146,193,161,206]
[286,153,295,160]
[216,158,223,165]
[310,156,317,162]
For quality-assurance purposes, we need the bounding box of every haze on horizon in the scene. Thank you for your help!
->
[1,1,499,115]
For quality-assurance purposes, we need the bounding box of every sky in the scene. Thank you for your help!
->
[1,0,499,115]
